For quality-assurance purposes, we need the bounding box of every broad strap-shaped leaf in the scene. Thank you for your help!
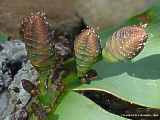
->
[55,91,129,120]
[76,19,160,108]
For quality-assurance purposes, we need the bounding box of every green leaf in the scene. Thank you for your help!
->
[52,4,160,120]
[76,17,160,108]
[55,91,129,120]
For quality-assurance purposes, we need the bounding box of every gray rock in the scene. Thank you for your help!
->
[0,91,10,119]
[0,40,38,120]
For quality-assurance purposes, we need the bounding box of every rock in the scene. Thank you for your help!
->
[0,91,10,119]
[0,40,38,119]
[4,107,28,120]
[0,40,27,91]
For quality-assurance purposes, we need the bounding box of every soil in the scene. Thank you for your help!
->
[0,0,79,37]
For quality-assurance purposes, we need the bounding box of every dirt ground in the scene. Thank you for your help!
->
[0,0,157,37]
[0,0,78,37]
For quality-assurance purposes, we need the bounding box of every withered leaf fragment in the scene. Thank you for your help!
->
[21,79,39,97]
[31,102,48,120]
